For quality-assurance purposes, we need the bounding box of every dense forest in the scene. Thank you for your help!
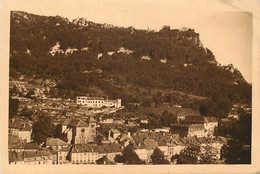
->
[9,11,251,118]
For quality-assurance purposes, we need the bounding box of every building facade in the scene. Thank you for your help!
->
[9,117,32,143]
[62,118,97,144]
[76,96,122,108]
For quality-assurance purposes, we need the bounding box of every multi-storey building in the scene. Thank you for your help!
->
[9,117,32,143]
[9,150,53,165]
[69,144,99,164]
[76,96,122,108]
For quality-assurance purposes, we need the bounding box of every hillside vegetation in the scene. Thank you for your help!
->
[9,11,251,118]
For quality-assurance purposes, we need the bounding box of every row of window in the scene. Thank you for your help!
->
[77,100,117,104]
[78,100,104,104]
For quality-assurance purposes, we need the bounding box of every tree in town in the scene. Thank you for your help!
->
[116,144,144,164]
[32,115,55,144]
[151,148,170,164]
[53,124,68,142]
[9,98,19,119]
[223,114,251,164]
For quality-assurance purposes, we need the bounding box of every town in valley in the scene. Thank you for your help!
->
[8,11,252,165]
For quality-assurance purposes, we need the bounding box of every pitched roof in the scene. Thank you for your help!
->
[9,150,52,163]
[9,151,23,162]
[96,144,122,153]
[9,142,38,150]
[204,117,218,122]
[89,116,96,123]
[184,115,205,124]
[96,155,114,164]
[62,118,72,125]
[46,138,68,146]
[8,134,21,144]
[9,117,32,131]
[71,144,97,153]
[144,139,158,150]
[58,145,72,152]
[66,119,88,127]
[111,128,120,134]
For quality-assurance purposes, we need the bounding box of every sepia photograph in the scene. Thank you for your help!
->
[1,0,260,173]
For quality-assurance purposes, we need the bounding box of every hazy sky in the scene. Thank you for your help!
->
[5,0,257,82]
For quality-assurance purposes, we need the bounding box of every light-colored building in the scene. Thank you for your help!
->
[182,115,218,137]
[9,150,53,165]
[204,117,218,137]
[9,117,32,143]
[187,124,205,138]
[57,146,72,164]
[69,144,99,164]
[76,96,122,108]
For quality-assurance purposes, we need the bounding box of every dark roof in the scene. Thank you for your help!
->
[9,151,23,162]
[184,115,205,124]
[62,119,72,125]
[185,115,218,124]
[8,134,21,144]
[71,144,97,153]
[9,142,38,150]
[96,144,122,153]
[9,150,51,163]
[96,156,114,164]
[9,117,32,131]
[23,150,51,158]
[205,117,218,122]
[64,119,88,127]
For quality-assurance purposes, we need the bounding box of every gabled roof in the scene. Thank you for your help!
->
[144,138,158,150]
[66,119,88,127]
[62,119,72,126]
[204,117,218,122]
[184,115,205,124]
[8,142,38,150]
[185,115,218,124]
[89,116,96,123]
[110,128,120,134]
[9,151,23,162]
[9,117,31,131]
[8,134,21,144]
[71,144,97,153]
[46,138,68,146]
[96,144,122,153]
[96,155,114,164]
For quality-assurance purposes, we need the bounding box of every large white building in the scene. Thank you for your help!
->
[76,96,122,108]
